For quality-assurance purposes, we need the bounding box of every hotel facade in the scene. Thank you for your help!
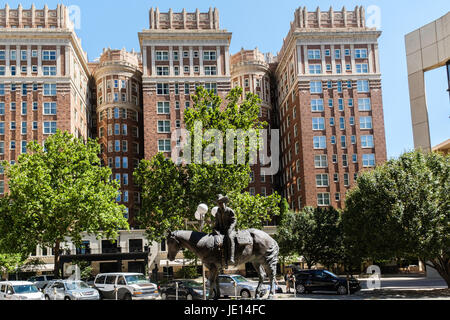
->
[0,5,387,276]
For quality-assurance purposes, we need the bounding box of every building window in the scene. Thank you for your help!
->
[43,83,57,96]
[357,80,370,92]
[341,136,347,148]
[336,64,342,74]
[21,102,27,115]
[356,64,369,73]
[355,49,368,58]
[43,66,57,76]
[361,135,375,148]
[310,81,322,93]
[317,193,330,206]
[313,136,326,149]
[42,50,56,61]
[311,99,324,112]
[314,155,328,168]
[360,116,373,129]
[335,193,341,202]
[157,83,169,95]
[312,118,325,130]
[352,154,358,163]
[331,136,336,145]
[316,174,329,187]
[157,101,170,114]
[158,140,171,152]
[342,154,348,167]
[21,122,27,135]
[309,64,321,74]
[338,99,344,111]
[335,49,341,59]
[157,66,169,76]
[204,66,217,75]
[307,49,321,59]
[339,117,345,130]
[203,51,217,61]
[157,121,170,133]
[363,154,375,167]
[358,98,371,111]
[155,51,169,61]
[330,117,335,126]
[43,102,57,115]
[43,122,57,134]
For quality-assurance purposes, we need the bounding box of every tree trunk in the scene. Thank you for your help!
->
[53,241,60,278]
[427,257,450,288]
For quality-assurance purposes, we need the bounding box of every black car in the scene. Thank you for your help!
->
[159,280,209,300]
[292,270,360,295]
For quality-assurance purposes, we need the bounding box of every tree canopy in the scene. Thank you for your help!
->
[0,131,129,276]
[343,150,450,286]
[134,86,283,242]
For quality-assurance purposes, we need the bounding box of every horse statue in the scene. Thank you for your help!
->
[167,229,279,299]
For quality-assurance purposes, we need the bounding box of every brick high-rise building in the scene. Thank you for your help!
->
[275,6,387,210]
[0,4,93,195]
[91,48,144,224]
[138,8,232,160]
[230,48,276,197]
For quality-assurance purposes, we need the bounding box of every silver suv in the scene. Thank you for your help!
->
[43,280,100,300]
[216,275,268,299]
[94,273,160,300]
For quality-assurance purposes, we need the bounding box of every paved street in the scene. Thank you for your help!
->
[265,276,450,300]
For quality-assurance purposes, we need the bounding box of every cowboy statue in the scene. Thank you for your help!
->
[213,194,236,268]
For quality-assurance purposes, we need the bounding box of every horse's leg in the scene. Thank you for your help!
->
[206,264,218,300]
[252,262,266,299]
[263,261,277,298]
[215,265,221,299]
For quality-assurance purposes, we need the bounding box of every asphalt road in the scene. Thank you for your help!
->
[268,276,449,300]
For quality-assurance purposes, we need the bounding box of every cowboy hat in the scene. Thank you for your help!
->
[217,194,229,204]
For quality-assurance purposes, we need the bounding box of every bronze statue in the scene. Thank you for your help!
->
[213,194,236,268]
[167,195,279,299]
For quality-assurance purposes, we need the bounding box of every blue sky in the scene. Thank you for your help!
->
[7,0,450,158]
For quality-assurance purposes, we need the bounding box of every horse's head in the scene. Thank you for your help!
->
[166,231,182,261]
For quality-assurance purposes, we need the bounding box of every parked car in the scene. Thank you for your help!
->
[94,273,160,300]
[215,275,268,299]
[43,280,100,300]
[0,281,45,300]
[292,269,360,295]
[160,279,209,300]
[27,275,56,290]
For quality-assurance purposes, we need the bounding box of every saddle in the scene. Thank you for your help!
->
[212,230,253,247]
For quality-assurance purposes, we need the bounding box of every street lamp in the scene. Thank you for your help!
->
[195,203,208,300]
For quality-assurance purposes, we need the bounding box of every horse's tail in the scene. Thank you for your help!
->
[265,238,279,270]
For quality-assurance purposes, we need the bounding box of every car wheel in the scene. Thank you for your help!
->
[186,294,193,300]
[240,289,251,299]
[296,284,306,294]
[64,296,71,300]
[337,285,348,295]
[123,293,132,300]
[161,293,167,300]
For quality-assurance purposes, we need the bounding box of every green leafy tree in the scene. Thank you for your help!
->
[135,86,282,242]
[0,131,129,277]
[276,207,342,269]
[343,150,450,286]
[0,253,26,280]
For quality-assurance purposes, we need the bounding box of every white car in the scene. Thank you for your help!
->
[0,281,45,300]
[94,273,160,300]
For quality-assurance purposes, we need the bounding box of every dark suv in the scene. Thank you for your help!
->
[292,270,360,295]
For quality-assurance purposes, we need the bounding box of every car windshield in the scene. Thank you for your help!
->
[184,281,203,289]
[232,276,248,283]
[324,270,338,278]
[13,285,39,294]
[65,281,89,290]
[125,275,149,285]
